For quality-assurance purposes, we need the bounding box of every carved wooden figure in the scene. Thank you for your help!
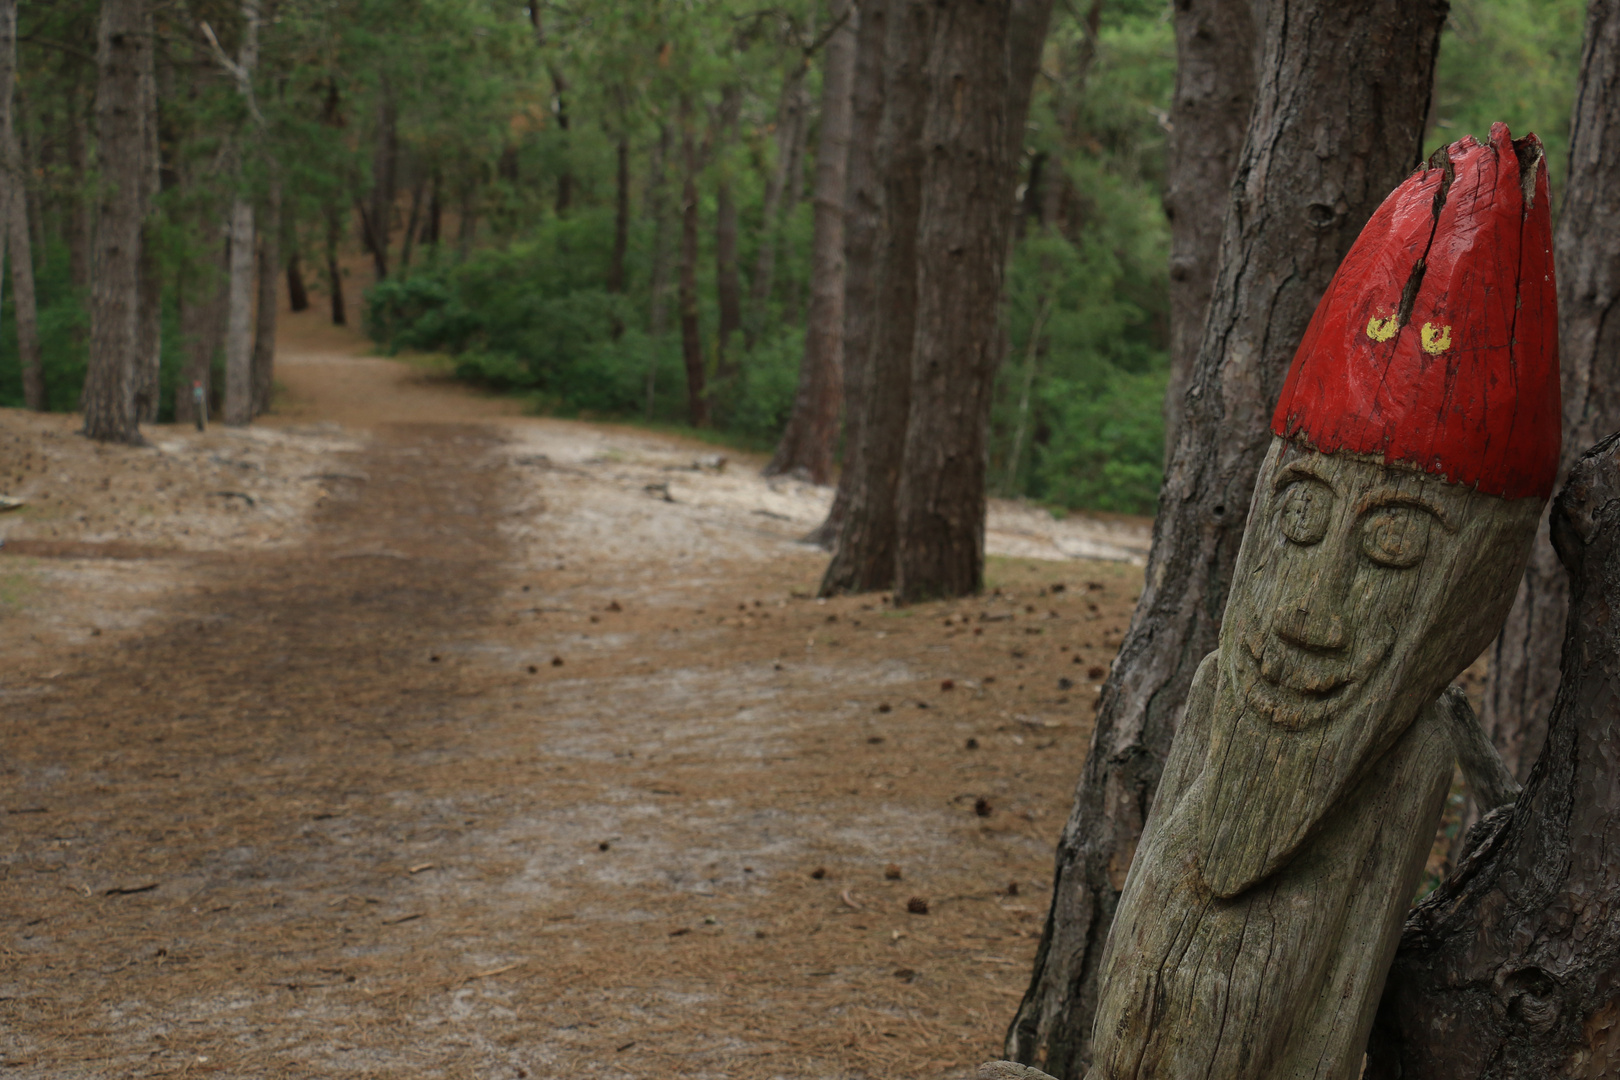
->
[988,125,1561,1080]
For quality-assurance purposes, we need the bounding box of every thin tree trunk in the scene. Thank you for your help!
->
[287,250,309,312]
[1478,0,1620,795]
[222,193,255,426]
[251,179,280,417]
[398,171,424,273]
[747,59,811,350]
[65,79,91,302]
[456,181,477,261]
[608,133,629,295]
[174,229,228,428]
[554,69,572,217]
[325,202,346,326]
[133,10,161,423]
[646,124,672,420]
[83,0,148,444]
[1162,0,1258,461]
[765,0,858,483]
[367,79,395,280]
[1003,293,1053,493]
[714,88,743,388]
[0,0,41,411]
[677,98,706,428]
[891,0,1051,602]
[1367,431,1620,1076]
[806,0,887,548]
[425,171,441,248]
[1005,1,1448,1073]
[819,0,932,596]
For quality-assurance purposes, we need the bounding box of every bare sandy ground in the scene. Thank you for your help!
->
[0,306,1149,1079]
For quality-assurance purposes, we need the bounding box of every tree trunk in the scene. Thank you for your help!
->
[0,0,41,411]
[1367,431,1620,1077]
[1162,0,1258,460]
[398,171,424,272]
[367,80,395,281]
[222,193,255,426]
[553,68,572,217]
[891,0,1051,603]
[819,0,932,597]
[83,0,148,444]
[1478,0,1620,794]
[325,202,346,326]
[1005,1,1448,1073]
[765,0,858,483]
[425,171,441,249]
[714,87,743,386]
[608,133,629,295]
[65,79,92,302]
[805,0,888,548]
[677,97,706,428]
[133,11,162,424]
[456,181,477,261]
[252,179,280,417]
[175,228,227,428]
[287,250,309,313]
[747,58,811,350]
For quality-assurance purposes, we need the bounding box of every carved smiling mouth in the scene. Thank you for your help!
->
[1241,632,1355,729]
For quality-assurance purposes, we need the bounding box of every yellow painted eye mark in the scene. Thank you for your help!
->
[1420,323,1452,354]
[1366,315,1399,342]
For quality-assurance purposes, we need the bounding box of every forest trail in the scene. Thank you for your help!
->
[0,308,1148,1079]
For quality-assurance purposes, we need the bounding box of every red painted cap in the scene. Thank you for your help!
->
[1271,123,1560,500]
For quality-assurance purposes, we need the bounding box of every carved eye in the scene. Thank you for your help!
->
[1361,506,1433,568]
[1278,481,1332,545]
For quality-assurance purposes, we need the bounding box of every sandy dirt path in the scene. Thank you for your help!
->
[0,308,1149,1079]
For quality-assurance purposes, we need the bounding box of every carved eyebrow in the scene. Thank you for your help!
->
[1354,490,1456,532]
[1274,459,1335,492]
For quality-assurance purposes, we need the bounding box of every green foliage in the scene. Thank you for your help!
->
[1431,0,1587,201]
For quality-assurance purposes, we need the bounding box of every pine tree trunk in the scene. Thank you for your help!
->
[0,0,41,411]
[222,193,256,426]
[819,0,932,597]
[83,0,148,444]
[65,80,91,303]
[367,81,395,281]
[647,124,672,337]
[398,171,424,273]
[1479,0,1620,794]
[766,0,858,483]
[608,133,629,295]
[1162,0,1257,459]
[325,202,346,326]
[678,97,706,428]
[1005,1,1448,1073]
[287,250,309,313]
[133,12,162,424]
[175,228,227,428]
[1367,431,1620,1077]
[553,69,572,217]
[714,87,743,385]
[747,58,811,351]
[252,180,280,417]
[806,0,888,549]
[891,0,1052,602]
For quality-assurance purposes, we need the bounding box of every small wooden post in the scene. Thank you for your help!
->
[996,126,1561,1079]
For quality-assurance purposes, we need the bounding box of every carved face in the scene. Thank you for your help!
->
[1196,437,1541,896]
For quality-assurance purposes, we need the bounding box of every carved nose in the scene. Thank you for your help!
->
[1273,603,1348,653]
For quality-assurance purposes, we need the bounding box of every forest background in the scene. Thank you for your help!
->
[0,0,1589,518]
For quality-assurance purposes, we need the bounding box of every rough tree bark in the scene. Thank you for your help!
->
[82,0,148,444]
[251,179,280,417]
[1161,0,1257,459]
[1005,1,1448,1073]
[133,11,162,424]
[1368,431,1620,1077]
[890,0,1052,603]
[803,0,887,550]
[818,0,929,595]
[1479,0,1620,788]
[0,0,42,411]
[677,96,706,428]
[765,0,858,483]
